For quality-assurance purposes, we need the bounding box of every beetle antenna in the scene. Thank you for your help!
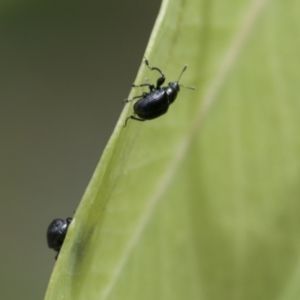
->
[177,65,188,82]
[179,84,195,90]
[177,65,195,90]
[144,57,164,77]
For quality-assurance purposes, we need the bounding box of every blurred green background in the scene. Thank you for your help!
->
[0,0,160,299]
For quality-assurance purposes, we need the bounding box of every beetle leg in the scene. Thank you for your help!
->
[144,57,165,89]
[124,116,145,127]
[130,116,146,122]
[124,92,149,103]
[123,95,143,103]
[132,83,155,92]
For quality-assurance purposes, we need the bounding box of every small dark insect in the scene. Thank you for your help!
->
[47,217,72,259]
[123,58,194,127]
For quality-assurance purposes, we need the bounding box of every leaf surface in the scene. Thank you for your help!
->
[45,0,300,299]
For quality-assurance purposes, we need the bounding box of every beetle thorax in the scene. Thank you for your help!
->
[166,82,180,104]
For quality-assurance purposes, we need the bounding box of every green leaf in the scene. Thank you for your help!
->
[45,0,300,299]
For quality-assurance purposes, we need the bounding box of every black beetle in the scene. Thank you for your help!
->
[47,217,72,259]
[124,58,194,126]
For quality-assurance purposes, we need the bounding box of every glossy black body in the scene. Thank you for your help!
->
[133,82,180,120]
[124,59,190,127]
[47,217,72,259]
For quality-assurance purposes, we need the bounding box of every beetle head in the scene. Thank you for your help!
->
[168,81,180,92]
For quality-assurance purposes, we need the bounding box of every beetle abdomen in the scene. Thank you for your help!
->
[134,90,169,120]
